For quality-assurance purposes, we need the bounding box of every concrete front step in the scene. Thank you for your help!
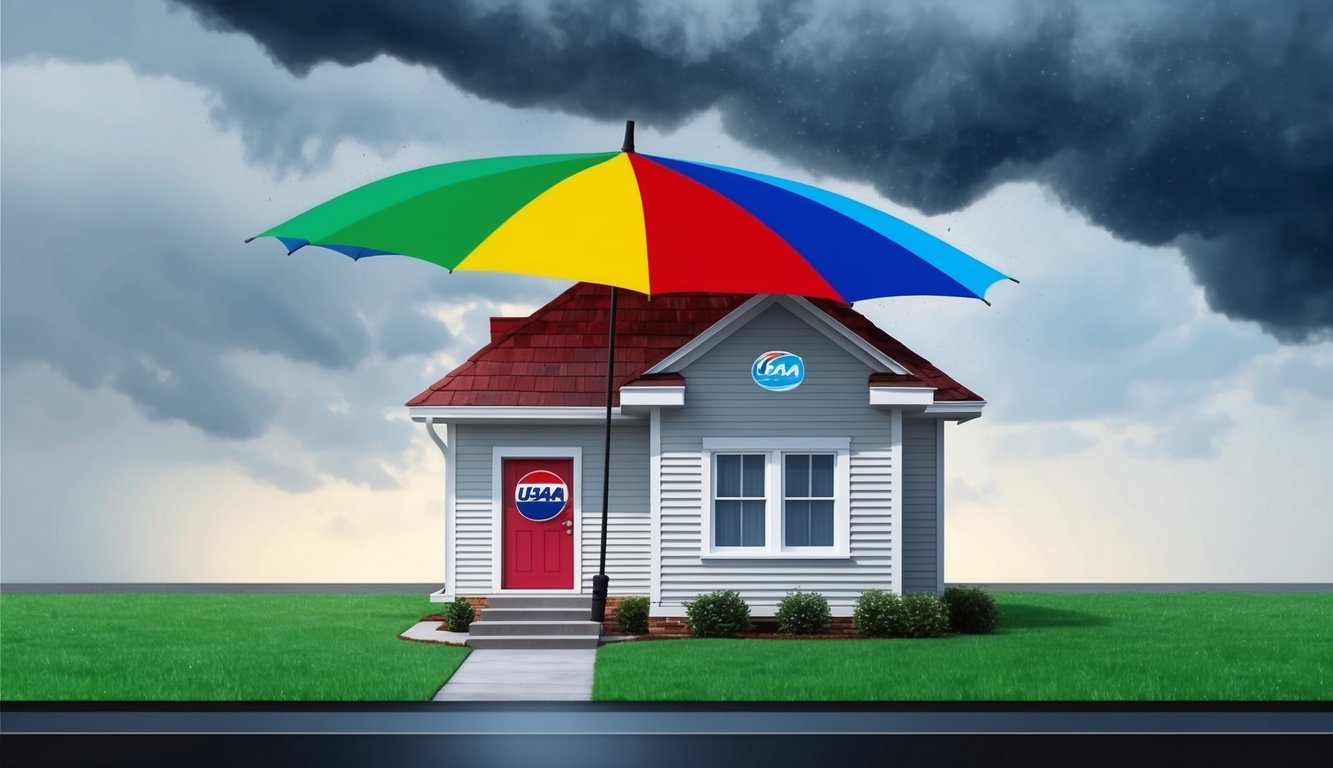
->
[464,595,602,649]
[480,607,591,622]
[468,620,602,637]
[466,635,601,650]
[483,595,594,610]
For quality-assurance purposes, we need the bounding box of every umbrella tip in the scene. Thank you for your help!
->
[1009,276,1021,284]
[621,120,635,153]
[244,236,255,244]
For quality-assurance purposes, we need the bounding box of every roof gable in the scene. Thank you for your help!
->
[406,282,981,408]
[645,294,912,376]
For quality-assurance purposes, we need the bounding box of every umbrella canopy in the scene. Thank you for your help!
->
[253,152,1012,303]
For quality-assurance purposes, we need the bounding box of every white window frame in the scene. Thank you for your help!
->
[700,437,851,559]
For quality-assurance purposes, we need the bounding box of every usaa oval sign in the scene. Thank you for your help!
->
[751,350,805,392]
[514,469,569,522]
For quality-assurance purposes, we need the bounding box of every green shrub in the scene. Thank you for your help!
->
[852,589,903,637]
[943,586,1001,634]
[897,592,950,638]
[775,591,832,635]
[444,598,475,632]
[615,596,651,635]
[684,590,751,637]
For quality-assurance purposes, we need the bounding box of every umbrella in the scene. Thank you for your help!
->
[248,121,1014,621]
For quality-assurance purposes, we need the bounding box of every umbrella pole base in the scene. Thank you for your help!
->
[590,574,610,623]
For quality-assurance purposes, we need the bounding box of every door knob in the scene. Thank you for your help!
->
[562,520,573,527]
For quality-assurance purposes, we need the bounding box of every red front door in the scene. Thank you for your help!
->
[502,458,575,590]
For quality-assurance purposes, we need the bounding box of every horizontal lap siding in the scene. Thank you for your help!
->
[902,417,941,593]
[659,303,898,611]
[453,422,650,596]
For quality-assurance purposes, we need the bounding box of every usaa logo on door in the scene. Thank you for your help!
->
[514,470,569,522]
[751,350,805,392]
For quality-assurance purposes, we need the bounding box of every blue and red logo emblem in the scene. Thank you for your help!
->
[751,350,805,392]
[514,470,569,522]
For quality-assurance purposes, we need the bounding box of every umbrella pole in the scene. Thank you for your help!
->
[591,285,618,623]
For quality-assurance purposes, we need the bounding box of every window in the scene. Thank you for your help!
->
[703,439,850,557]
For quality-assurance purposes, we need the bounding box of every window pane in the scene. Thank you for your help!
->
[716,455,741,497]
[741,500,766,546]
[741,454,765,497]
[784,454,809,497]
[808,500,834,546]
[785,500,810,546]
[715,500,740,547]
[810,454,835,497]
[785,499,834,547]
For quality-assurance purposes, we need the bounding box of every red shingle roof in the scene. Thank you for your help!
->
[406,282,981,407]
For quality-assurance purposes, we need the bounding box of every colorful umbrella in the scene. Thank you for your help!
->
[248,122,1014,620]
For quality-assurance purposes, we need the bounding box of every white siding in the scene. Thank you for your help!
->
[902,416,942,593]
[451,422,651,596]
[658,303,900,614]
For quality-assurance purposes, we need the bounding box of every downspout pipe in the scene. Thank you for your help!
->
[425,419,449,595]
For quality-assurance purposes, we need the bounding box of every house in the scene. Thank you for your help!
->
[407,281,984,631]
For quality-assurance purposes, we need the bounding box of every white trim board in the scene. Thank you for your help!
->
[890,408,903,595]
[620,385,685,408]
[936,418,945,595]
[649,407,663,605]
[411,407,639,422]
[490,446,585,594]
[869,386,937,407]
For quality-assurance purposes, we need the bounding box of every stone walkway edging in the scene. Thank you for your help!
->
[399,620,469,646]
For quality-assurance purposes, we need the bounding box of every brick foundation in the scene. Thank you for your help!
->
[649,615,861,638]
[647,616,691,637]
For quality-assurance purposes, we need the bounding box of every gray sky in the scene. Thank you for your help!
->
[2,0,1330,583]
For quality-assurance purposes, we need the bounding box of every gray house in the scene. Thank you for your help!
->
[408,282,984,623]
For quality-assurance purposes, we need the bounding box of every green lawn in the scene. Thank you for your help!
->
[593,592,1333,700]
[0,593,467,701]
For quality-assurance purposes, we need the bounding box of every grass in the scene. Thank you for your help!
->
[593,592,1333,700]
[0,593,467,701]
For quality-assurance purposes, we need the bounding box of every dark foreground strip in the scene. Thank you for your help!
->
[4,704,1328,767]
[1,733,1329,768]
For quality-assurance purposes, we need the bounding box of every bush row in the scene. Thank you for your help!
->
[681,586,1000,638]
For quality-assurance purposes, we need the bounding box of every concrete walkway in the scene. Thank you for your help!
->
[432,649,597,701]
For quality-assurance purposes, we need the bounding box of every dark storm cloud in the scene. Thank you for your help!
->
[176,0,1333,340]
[0,54,531,451]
